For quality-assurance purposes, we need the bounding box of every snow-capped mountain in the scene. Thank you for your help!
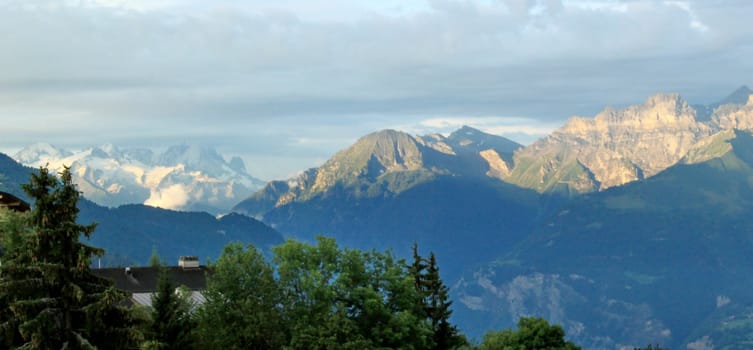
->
[14,143,265,214]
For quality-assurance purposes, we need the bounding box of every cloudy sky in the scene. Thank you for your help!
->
[1,0,751,179]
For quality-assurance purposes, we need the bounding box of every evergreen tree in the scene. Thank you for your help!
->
[0,166,139,349]
[409,245,465,350]
[410,243,427,291]
[144,268,195,350]
[424,253,463,350]
[0,207,31,347]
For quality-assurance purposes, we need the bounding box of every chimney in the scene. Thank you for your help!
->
[178,256,199,269]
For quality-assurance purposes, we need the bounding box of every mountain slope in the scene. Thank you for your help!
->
[78,201,283,266]
[454,128,753,349]
[0,153,283,266]
[262,176,540,278]
[234,126,533,278]
[14,143,265,214]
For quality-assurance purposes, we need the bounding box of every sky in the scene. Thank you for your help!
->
[0,0,751,180]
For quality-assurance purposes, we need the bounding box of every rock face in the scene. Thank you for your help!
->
[14,144,265,214]
[506,87,753,194]
[710,93,753,130]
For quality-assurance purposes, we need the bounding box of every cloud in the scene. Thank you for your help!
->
[0,0,751,179]
[409,116,561,143]
[144,183,190,210]
[437,118,557,136]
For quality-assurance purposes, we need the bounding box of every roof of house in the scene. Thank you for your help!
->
[92,266,210,293]
[0,191,30,212]
[132,291,207,308]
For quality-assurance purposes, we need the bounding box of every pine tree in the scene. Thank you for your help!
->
[0,166,140,349]
[409,245,464,350]
[144,268,195,350]
[424,253,463,350]
[408,242,427,298]
[0,206,31,347]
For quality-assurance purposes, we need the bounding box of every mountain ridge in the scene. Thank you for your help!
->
[230,86,753,349]
[504,88,753,194]
[0,153,283,266]
[14,143,265,214]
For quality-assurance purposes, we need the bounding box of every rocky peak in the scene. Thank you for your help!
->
[510,92,710,193]
[229,156,247,173]
[717,85,753,106]
[709,89,753,131]
[90,144,122,159]
[447,125,521,155]
[644,92,684,108]
[310,130,424,193]
[157,144,228,174]
[449,125,484,139]
[605,93,695,129]
[561,93,700,139]
[348,129,423,170]
[14,143,73,165]
[121,148,155,165]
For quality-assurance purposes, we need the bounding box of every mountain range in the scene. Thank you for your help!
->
[0,153,282,267]
[14,143,265,214]
[4,85,753,349]
[234,86,753,349]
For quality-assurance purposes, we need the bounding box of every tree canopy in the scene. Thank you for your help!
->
[479,317,581,350]
[0,166,139,349]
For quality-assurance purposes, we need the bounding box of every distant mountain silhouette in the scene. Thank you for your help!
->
[0,154,282,266]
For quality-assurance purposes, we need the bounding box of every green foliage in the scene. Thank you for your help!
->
[0,166,140,349]
[0,208,30,347]
[479,317,581,350]
[196,242,284,349]
[196,238,469,349]
[271,236,434,349]
[144,268,195,350]
[0,207,30,262]
[410,244,466,350]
